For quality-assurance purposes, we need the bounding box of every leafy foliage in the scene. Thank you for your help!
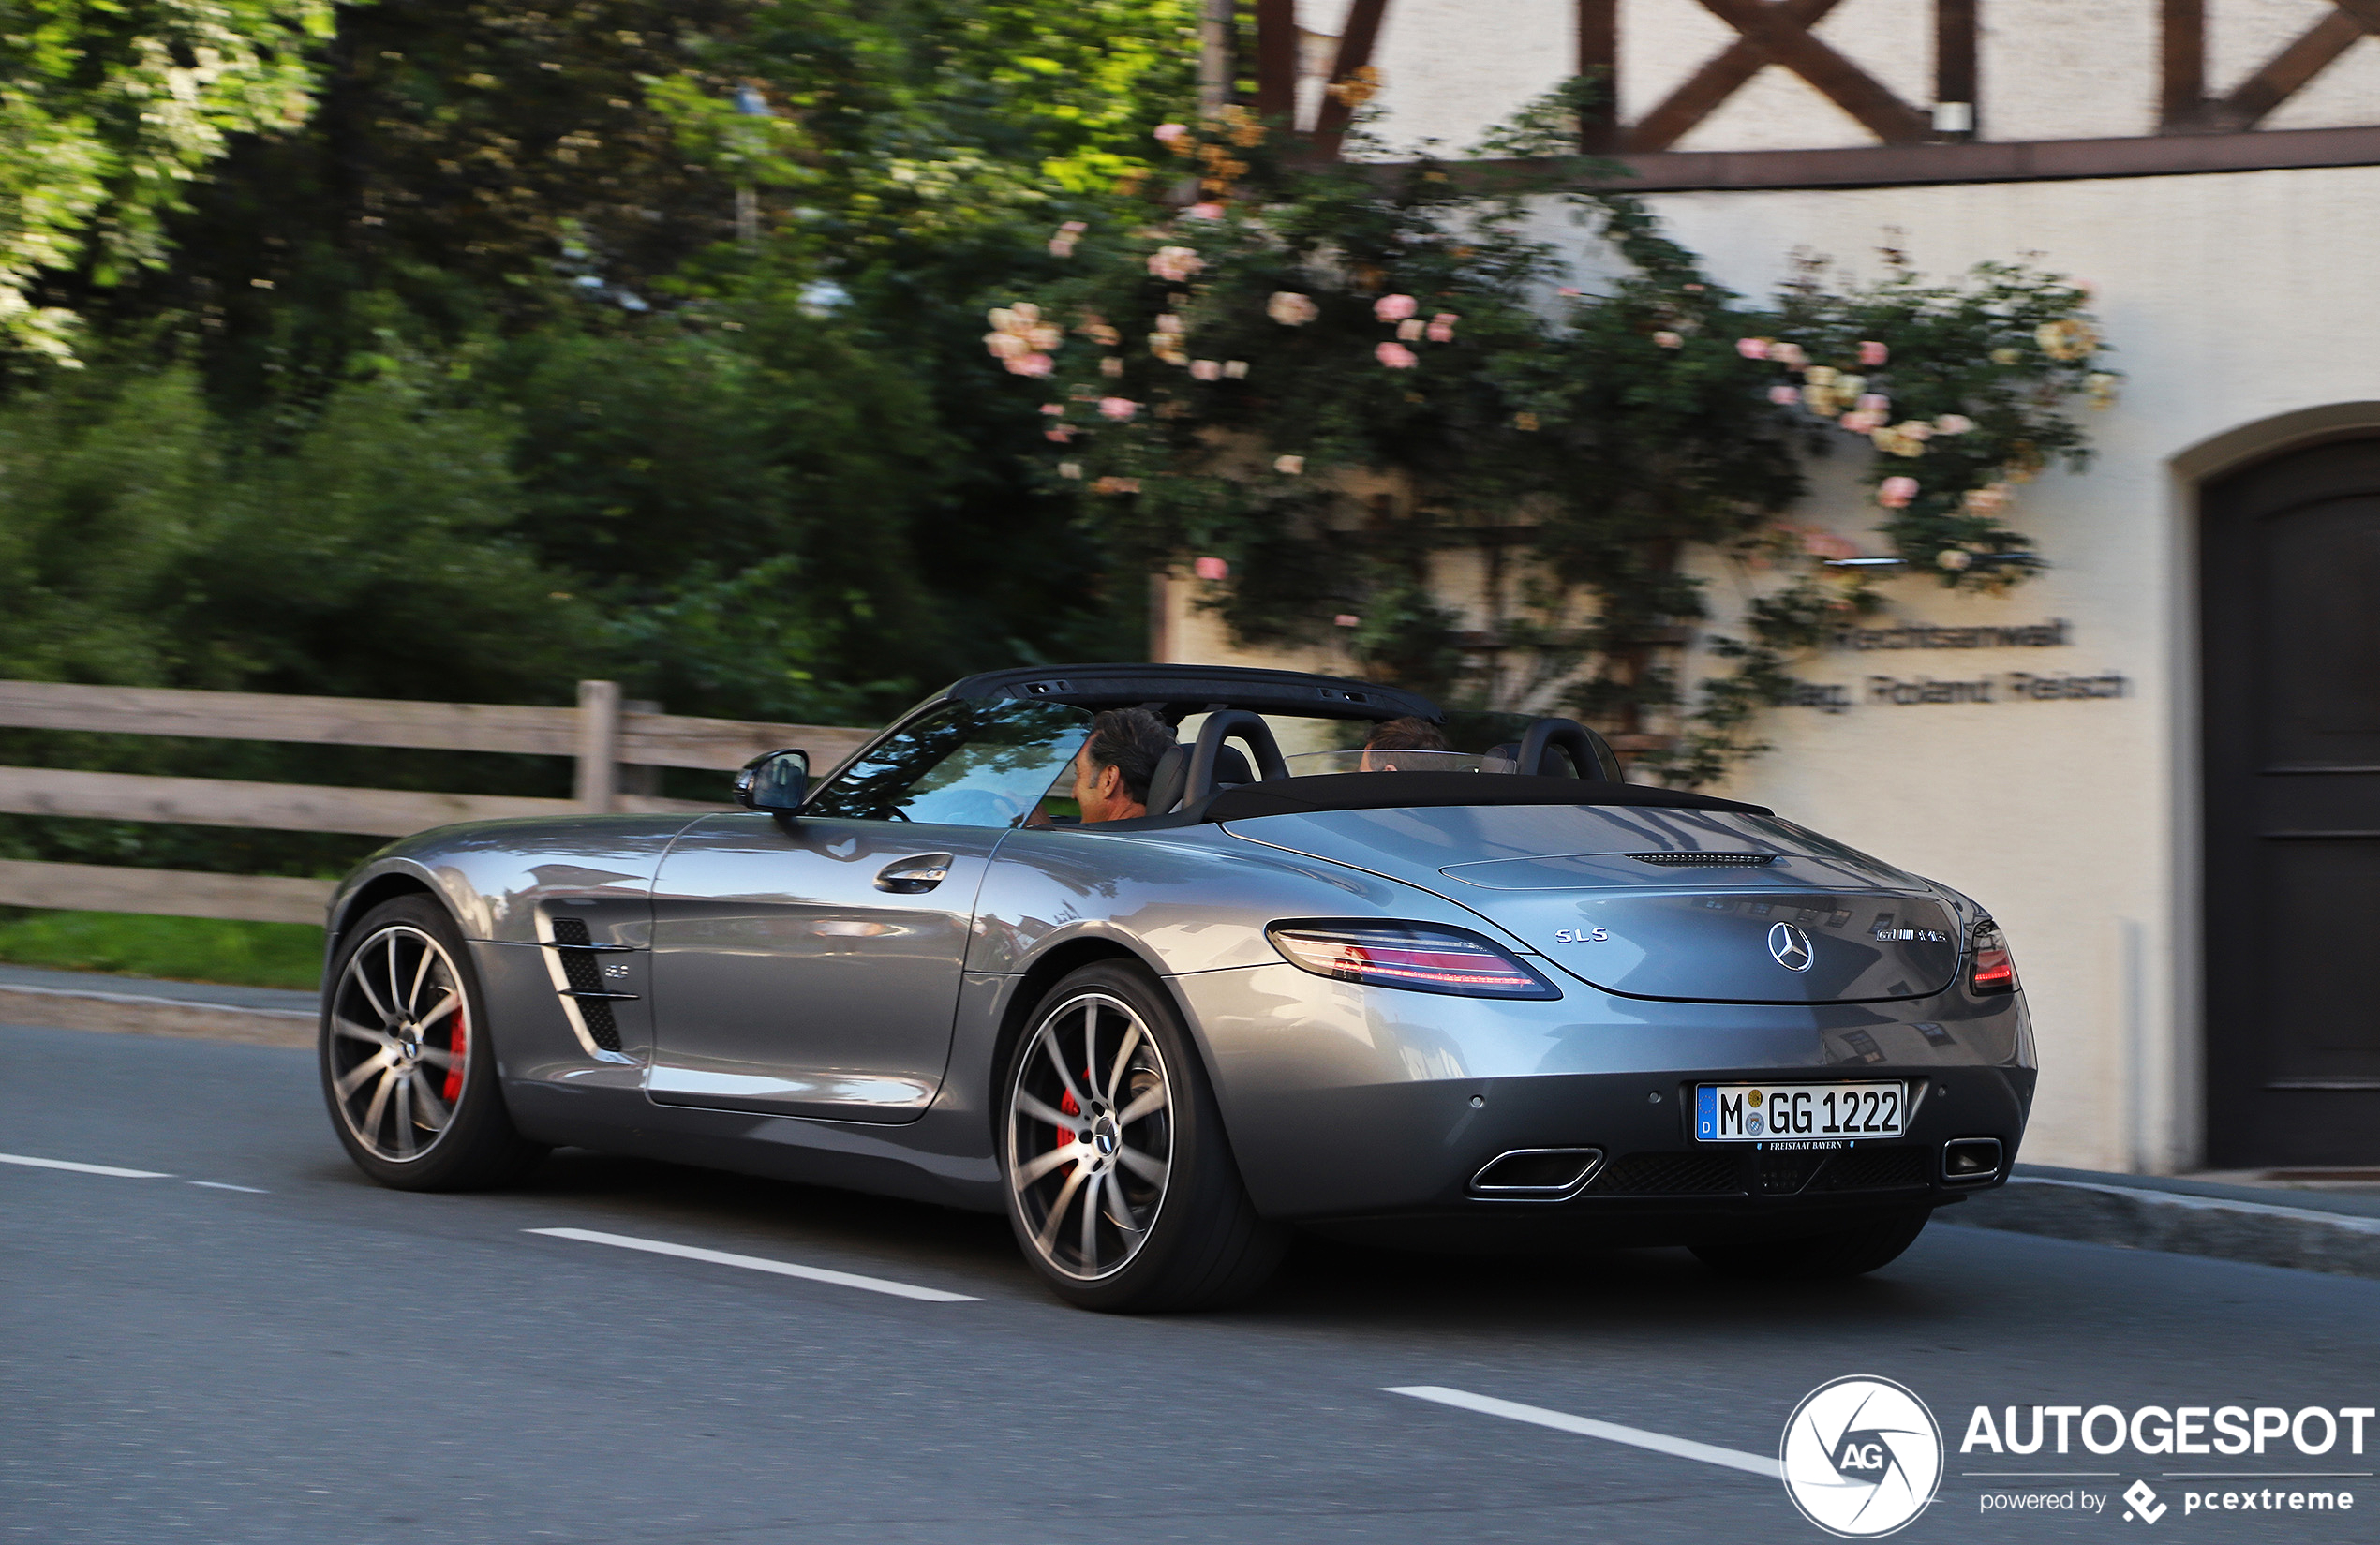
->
[1004,93,2115,782]
[0,0,334,358]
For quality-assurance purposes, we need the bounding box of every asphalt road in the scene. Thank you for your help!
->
[6,1022,2375,1545]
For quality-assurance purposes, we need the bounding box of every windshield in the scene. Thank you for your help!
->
[804,700,1093,825]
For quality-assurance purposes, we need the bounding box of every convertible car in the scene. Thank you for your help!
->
[320,663,2033,1311]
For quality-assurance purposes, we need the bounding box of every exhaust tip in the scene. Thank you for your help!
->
[1942,1136,2003,1182]
[1470,1147,1604,1199]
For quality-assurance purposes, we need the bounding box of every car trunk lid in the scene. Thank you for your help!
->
[1223,803,1961,1004]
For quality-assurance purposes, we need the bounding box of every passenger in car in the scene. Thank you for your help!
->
[1361,715,1450,771]
[1071,707,1177,823]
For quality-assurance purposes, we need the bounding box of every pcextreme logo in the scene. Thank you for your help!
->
[1780,1375,1946,1538]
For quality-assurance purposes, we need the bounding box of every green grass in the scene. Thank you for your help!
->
[0,909,324,990]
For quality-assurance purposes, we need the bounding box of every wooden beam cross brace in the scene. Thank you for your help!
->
[1633,0,1929,152]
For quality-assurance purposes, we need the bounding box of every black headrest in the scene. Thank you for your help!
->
[1147,744,1254,814]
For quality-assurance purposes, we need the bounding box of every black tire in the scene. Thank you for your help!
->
[1689,1204,1934,1280]
[999,961,1287,1312]
[320,895,545,1192]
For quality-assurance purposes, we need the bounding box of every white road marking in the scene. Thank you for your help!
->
[526,1227,980,1303]
[189,1181,269,1193]
[1384,1385,1783,1479]
[0,1151,172,1179]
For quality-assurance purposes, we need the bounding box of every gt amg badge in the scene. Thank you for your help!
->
[1768,922,1815,972]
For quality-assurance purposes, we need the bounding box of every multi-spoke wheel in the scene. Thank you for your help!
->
[319,895,544,1191]
[1000,961,1286,1311]
[1007,990,1174,1281]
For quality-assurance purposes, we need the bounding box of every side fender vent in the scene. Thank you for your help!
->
[547,917,620,1052]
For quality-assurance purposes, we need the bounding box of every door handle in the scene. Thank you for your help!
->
[874,854,953,894]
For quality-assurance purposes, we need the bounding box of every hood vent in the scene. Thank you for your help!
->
[1628,852,1779,867]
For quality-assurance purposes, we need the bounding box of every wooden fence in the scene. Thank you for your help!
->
[0,679,871,926]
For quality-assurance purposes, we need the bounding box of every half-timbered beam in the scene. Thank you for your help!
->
[1693,0,1931,143]
[1254,0,1298,127]
[2161,0,2207,129]
[1632,0,1841,153]
[1577,0,1619,151]
[2211,0,2380,131]
[1311,0,1391,158]
[1935,0,1977,138]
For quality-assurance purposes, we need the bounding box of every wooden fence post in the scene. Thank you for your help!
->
[574,680,621,812]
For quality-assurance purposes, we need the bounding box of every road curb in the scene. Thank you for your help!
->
[0,983,314,1048]
[1943,1173,2380,1282]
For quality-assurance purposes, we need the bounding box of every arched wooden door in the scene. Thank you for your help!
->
[2202,438,2380,1166]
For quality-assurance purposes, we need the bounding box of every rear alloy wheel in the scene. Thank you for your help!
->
[1689,1204,1934,1280]
[320,896,543,1191]
[1002,961,1285,1312]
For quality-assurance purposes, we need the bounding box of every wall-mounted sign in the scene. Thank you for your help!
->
[1784,672,2129,714]
[1828,618,2071,651]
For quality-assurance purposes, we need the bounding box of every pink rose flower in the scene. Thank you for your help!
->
[1856,394,1889,413]
[1555,287,1582,298]
[1426,313,1457,343]
[1147,245,1203,283]
[1858,340,1889,366]
[1772,342,1807,369]
[1043,426,1072,442]
[1185,201,1225,220]
[1653,331,1683,349]
[1935,414,1973,435]
[1190,359,1222,381]
[1838,411,1879,434]
[1194,556,1229,580]
[1274,454,1304,474]
[1333,614,1361,627]
[1878,476,1919,509]
[1736,337,1771,360]
[1223,360,1248,378]
[1374,294,1418,322]
[1098,396,1138,421]
[1267,291,1318,326]
[1040,403,1064,415]
[1376,342,1418,369]
[1768,385,1800,407]
[1048,236,1078,257]
[1009,353,1052,377]
[1153,123,1187,144]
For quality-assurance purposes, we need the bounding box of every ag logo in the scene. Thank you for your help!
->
[1779,1375,1943,1538]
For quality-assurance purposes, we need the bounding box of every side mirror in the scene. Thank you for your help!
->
[733,749,810,813]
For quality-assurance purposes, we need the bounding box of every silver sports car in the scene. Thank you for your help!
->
[320,663,2033,1311]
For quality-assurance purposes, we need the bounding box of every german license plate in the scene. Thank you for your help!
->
[1694,1081,1906,1142]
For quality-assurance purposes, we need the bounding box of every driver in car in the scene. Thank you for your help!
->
[1067,707,1177,823]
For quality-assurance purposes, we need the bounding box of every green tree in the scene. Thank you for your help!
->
[2,0,335,358]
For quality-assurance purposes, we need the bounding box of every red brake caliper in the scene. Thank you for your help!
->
[1054,1086,1080,1158]
[441,1003,468,1105]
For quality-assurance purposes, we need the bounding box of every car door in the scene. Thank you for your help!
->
[646,698,1090,1122]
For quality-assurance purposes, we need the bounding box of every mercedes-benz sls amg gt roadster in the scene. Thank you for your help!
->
[320,663,2033,1311]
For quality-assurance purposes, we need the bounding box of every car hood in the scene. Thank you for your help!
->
[1222,802,1963,1004]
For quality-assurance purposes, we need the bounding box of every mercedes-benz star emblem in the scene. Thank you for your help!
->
[1768,921,1815,973]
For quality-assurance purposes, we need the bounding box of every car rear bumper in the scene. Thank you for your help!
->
[1172,963,2034,1227]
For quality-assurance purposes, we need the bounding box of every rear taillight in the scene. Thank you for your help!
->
[1267,921,1559,1000]
[1970,921,2016,995]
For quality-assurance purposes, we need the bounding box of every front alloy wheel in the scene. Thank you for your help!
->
[319,895,544,1191]
[327,924,469,1164]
